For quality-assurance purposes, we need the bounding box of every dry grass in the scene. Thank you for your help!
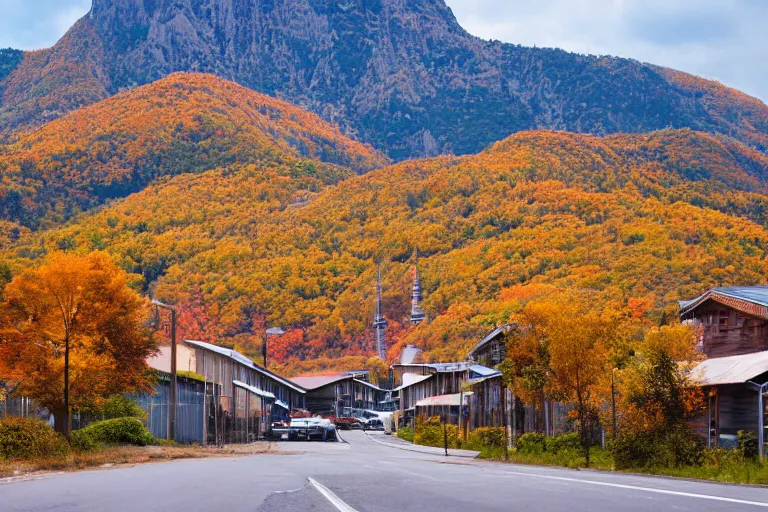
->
[0,442,281,479]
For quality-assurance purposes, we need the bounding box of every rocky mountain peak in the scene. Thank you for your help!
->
[2,0,767,159]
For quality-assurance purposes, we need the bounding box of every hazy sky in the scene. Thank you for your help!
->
[0,0,765,103]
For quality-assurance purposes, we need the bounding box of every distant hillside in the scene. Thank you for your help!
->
[4,129,768,371]
[0,0,766,159]
[0,72,387,229]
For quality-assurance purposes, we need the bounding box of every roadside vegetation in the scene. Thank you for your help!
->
[0,412,277,479]
[402,419,768,484]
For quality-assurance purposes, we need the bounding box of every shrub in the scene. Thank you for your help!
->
[0,418,71,460]
[466,427,506,450]
[99,395,146,420]
[547,433,582,454]
[71,418,155,451]
[738,430,759,460]
[517,432,547,455]
[397,426,414,443]
[613,424,703,470]
[413,416,458,449]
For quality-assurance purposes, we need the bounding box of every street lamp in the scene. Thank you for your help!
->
[152,299,177,441]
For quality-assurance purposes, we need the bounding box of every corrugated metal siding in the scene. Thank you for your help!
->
[132,378,206,444]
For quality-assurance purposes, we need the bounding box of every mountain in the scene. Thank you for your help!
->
[4,128,768,371]
[1,0,767,160]
[0,72,387,229]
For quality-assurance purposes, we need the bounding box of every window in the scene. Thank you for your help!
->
[718,310,729,328]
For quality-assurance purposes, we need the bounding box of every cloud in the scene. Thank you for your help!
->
[445,0,768,102]
[0,0,91,50]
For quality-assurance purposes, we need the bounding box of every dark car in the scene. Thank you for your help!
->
[288,417,337,441]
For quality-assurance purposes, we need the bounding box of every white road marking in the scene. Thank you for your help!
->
[501,471,768,508]
[308,477,359,512]
[361,464,376,469]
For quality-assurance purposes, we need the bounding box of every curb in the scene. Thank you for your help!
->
[363,431,479,459]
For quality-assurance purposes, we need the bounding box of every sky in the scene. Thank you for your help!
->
[0,0,765,103]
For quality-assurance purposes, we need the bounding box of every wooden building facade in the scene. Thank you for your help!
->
[680,287,768,452]
[289,372,391,417]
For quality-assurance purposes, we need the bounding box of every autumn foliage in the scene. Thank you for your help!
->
[0,72,388,229]
[1,81,768,374]
[0,252,157,433]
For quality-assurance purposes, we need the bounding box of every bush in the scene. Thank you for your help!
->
[466,427,506,450]
[71,418,155,451]
[99,395,146,420]
[0,418,71,460]
[738,430,759,460]
[547,433,582,454]
[517,432,547,455]
[613,424,703,470]
[397,426,414,443]
[413,416,458,449]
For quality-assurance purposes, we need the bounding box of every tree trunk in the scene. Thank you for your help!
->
[576,376,590,468]
[52,406,68,436]
[63,332,71,441]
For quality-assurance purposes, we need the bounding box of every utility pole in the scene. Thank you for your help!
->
[502,387,509,461]
[152,299,177,441]
[443,413,449,457]
[611,369,617,440]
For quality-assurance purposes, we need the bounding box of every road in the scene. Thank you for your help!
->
[2,430,768,511]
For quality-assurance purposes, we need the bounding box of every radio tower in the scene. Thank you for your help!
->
[373,264,388,360]
[410,251,426,325]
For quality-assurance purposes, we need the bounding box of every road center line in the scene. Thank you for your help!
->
[308,477,359,512]
[501,471,768,508]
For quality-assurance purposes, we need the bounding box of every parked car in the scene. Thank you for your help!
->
[362,418,384,431]
[333,417,363,430]
[288,417,337,441]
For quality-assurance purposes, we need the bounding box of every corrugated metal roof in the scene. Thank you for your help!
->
[679,286,768,318]
[233,380,276,399]
[692,351,768,386]
[394,373,433,391]
[184,340,306,393]
[396,362,470,372]
[289,372,386,392]
[415,392,472,407]
[470,365,502,377]
[289,374,351,390]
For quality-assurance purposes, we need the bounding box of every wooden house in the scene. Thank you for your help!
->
[182,340,306,444]
[679,286,768,357]
[680,287,768,453]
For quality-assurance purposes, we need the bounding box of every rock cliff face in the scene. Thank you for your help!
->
[1,0,767,159]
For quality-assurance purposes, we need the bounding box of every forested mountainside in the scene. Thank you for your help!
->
[3,128,768,374]
[0,73,387,230]
[0,0,766,159]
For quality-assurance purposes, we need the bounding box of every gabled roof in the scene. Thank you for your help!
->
[393,373,433,391]
[415,392,471,408]
[679,286,768,319]
[184,340,306,393]
[469,365,502,378]
[394,362,469,373]
[692,351,768,386]
[468,324,516,358]
[289,373,385,392]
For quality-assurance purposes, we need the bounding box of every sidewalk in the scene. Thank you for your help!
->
[364,431,480,458]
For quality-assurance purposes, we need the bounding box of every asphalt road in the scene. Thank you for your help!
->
[2,431,768,511]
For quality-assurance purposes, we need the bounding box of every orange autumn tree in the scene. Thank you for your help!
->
[0,252,157,438]
[515,296,618,467]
